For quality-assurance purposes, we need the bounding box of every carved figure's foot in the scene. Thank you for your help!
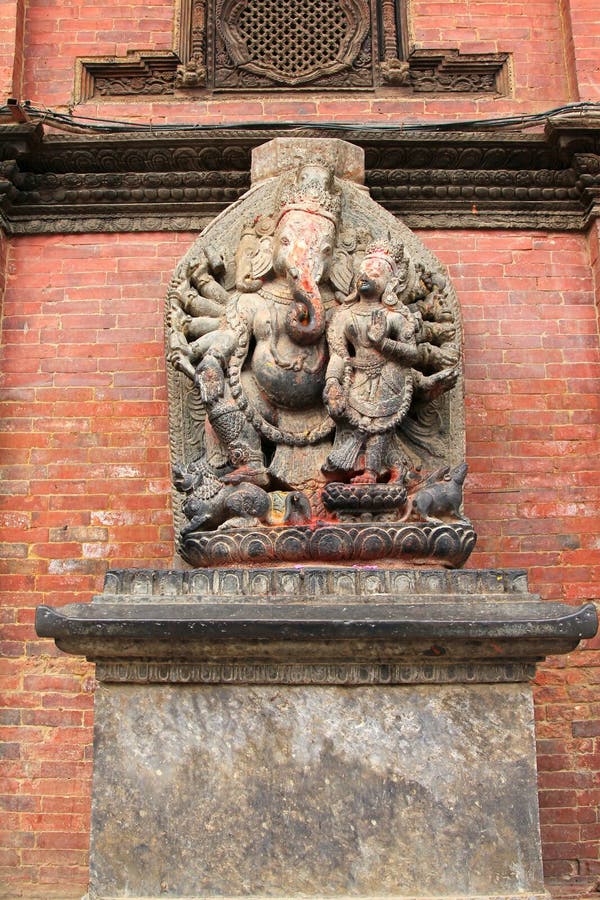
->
[351,470,378,484]
[221,465,269,488]
[321,458,338,475]
[216,516,262,531]
[388,466,406,484]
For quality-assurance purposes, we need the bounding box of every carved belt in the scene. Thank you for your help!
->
[349,396,400,417]
[348,358,385,375]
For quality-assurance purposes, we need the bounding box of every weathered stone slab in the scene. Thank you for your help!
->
[90,682,544,900]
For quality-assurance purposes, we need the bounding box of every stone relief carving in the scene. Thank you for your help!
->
[322,239,459,488]
[100,566,531,598]
[166,138,471,567]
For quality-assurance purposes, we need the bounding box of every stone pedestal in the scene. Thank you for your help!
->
[36,567,597,900]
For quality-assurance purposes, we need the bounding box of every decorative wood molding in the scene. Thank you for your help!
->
[75,0,510,98]
[77,48,510,98]
[1,115,599,234]
[75,51,180,103]
[404,49,510,93]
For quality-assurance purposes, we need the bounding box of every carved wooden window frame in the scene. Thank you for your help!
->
[76,0,509,100]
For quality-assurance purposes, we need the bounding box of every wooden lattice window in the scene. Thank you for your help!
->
[77,0,509,98]
[198,0,392,90]
[217,0,372,87]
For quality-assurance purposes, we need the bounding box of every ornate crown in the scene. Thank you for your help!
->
[277,163,342,225]
[362,238,406,276]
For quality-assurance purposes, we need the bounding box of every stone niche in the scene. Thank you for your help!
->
[36,139,597,900]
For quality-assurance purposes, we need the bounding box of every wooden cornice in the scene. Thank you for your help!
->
[0,116,599,234]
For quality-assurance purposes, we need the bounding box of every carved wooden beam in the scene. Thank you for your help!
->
[77,48,509,98]
[0,117,599,234]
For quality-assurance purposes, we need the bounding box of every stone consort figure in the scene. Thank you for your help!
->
[323,240,458,486]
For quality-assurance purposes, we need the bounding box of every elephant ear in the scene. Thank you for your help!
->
[330,248,354,296]
[251,236,274,279]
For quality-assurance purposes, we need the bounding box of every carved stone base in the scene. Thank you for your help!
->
[322,481,408,516]
[35,570,597,900]
[179,521,477,568]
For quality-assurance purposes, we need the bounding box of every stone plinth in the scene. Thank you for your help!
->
[36,568,597,900]
[250,137,366,184]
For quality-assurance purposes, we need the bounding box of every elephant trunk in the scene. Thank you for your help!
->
[285,266,326,346]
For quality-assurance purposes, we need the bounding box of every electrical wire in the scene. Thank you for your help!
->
[2,100,599,136]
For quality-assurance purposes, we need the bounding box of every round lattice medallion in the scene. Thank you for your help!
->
[219,0,371,85]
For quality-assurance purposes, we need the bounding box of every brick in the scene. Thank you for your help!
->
[48,526,108,543]
[36,831,90,850]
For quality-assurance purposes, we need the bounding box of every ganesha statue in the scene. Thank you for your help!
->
[166,138,475,567]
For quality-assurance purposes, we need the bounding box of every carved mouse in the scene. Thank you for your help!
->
[402,462,469,524]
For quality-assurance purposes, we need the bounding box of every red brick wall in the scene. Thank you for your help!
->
[2,228,600,895]
[424,229,600,877]
[566,0,600,99]
[0,233,193,897]
[1,0,600,896]
[0,0,25,99]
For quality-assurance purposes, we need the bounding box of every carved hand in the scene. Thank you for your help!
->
[194,355,225,404]
[324,380,346,418]
[167,328,197,380]
[428,344,460,369]
[167,305,191,331]
[188,254,229,306]
[426,366,459,399]
[366,308,388,346]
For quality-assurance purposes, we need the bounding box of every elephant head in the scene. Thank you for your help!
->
[270,206,337,345]
[245,163,339,346]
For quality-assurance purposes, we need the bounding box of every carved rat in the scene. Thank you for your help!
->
[401,462,469,524]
